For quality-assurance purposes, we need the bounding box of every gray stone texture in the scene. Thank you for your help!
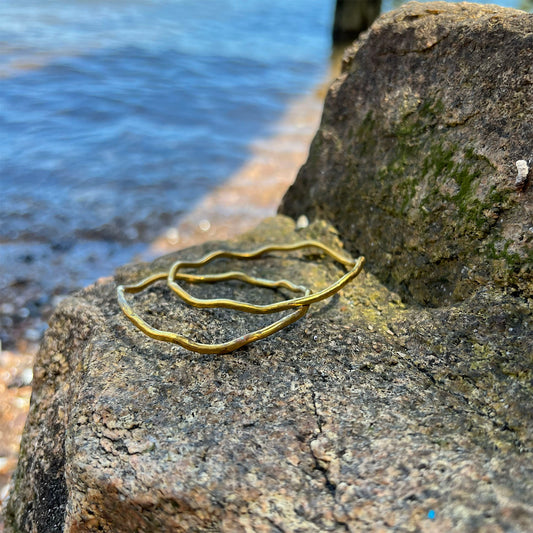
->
[281,1,533,306]
[4,216,533,532]
[4,2,533,532]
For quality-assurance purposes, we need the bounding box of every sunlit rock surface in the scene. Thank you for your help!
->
[4,216,532,532]
[4,2,533,531]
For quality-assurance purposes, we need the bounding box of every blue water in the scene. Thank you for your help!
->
[0,0,332,247]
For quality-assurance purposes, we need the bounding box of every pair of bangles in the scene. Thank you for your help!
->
[117,240,365,354]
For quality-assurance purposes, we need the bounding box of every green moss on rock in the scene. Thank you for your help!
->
[280,3,532,304]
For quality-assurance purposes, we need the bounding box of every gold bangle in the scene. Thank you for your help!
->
[117,271,311,354]
[117,240,364,354]
[167,241,364,313]
[118,284,310,354]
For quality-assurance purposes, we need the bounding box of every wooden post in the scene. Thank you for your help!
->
[333,0,382,45]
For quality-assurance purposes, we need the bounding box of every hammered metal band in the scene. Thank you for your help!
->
[117,240,365,354]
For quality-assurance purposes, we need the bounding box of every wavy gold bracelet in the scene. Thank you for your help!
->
[117,240,364,354]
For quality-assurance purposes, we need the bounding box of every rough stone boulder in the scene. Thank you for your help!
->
[4,3,533,532]
[4,216,533,532]
[280,1,533,305]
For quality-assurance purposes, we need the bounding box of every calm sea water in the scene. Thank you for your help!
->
[0,0,528,346]
[0,0,332,245]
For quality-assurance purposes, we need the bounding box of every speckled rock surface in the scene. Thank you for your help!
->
[280,1,533,305]
[4,216,532,532]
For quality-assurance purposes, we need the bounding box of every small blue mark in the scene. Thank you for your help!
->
[428,510,436,520]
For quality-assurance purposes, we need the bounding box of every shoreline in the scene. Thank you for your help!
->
[143,48,344,256]
[144,86,325,257]
[0,77,328,521]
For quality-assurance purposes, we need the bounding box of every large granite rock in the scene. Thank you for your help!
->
[280,1,533,306]
[4,3,533,532]
[3,216,533,532]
